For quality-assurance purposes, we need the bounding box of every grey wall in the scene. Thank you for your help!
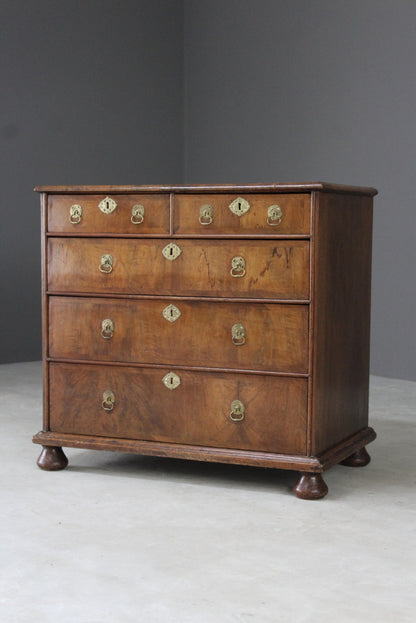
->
[0,0,183,362]
[1,1,415,381]
[184,0,416,381]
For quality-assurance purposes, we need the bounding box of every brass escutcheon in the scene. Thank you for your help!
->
[162,372,181,390]
[267,204,282,226]
[101,318,114,339]
[162,243,182,261]
[229,197,250,217]
[131,204,145,225]
[231,323,246,345]
[230,400,245,422]
[162,304,181,323]
[69,204,82,224]
[99,197,117,214]
[102,390,115,411]
[230,256,246,277]
[199,204,214,225]
[99,254,113,273]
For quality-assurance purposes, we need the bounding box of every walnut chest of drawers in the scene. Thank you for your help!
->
[33,183,377,499]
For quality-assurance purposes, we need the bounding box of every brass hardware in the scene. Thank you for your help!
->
[162,304,181,323]
[162,243,182,261]
[231,323,246,345]
[230,400,245,422]
[229,196,250,217]
[69,204,82,224]
[99,254,113,273]
[162,372,181,390]
[230,256,246,277]
[131,204,145,224]
[102,390,115,411]
[99,196,117,214]
[101,318,114,339]
[199,204,214,225]
[267,204,282,226]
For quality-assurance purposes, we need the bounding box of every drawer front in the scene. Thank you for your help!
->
[48,238,310,299]
[49,296,309,373]
[173,193,310,235]
[48,194,170,234]
[49,363,307,454]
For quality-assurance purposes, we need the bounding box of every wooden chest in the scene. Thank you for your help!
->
[33,183,377,499]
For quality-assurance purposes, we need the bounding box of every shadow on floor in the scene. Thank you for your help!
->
[54,414,416,498]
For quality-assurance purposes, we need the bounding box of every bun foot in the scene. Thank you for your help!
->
[37,446,68,471]
[341,447,371,467]
[292,472,328,500]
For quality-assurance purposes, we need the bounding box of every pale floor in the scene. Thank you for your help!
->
[1,361,415,623]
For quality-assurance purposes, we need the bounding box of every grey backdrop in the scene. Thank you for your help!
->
[1,0,415,381]
[0,0,183,362]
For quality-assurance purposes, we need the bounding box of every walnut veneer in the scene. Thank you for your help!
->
[33,183,377,499]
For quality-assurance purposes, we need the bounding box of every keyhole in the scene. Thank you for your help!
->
[170,247,173,256]
[170,377,173,385]
[106,201,109,212]
[170,309,174,317]
[238,202,241,212]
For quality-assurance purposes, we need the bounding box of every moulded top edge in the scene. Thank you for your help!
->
[34,182,378,196]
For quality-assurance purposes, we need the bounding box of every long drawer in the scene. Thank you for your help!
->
[173,193,310,235]
[47,238,310,299]
[48,194,170,234]
[49,363,308,454]
[49,296,309,373]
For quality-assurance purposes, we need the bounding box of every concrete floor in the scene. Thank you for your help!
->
[0,361,415,622]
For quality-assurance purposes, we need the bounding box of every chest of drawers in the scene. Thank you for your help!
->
[33,183,377,499]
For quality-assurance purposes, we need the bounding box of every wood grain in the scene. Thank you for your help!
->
[48,296,309,373]
[48,194,169,234]
[35,182,378,196]
[49,362,308,454]
[310,192,373,455]
[34,183,377,498]
[40,193,50,431]
[32,425,376,472]
[33,431,320,471]
[47,238,310,299]
[173,193,310,235]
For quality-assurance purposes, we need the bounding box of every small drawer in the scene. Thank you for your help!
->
[49,296,309,373]
[49,362,308,454]
[47,238,310,299]
[48,194,170,234]
[173,193,310,235]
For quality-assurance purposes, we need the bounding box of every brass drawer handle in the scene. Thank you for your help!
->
[230,256,246,277]
[101,318,114,339]
[231,323,246,345]
[230,400,245,422]
[199,204,214,225]
[267,204,282,226]
[131,204,145,224]
[102,390,115,411]
[69,204,82,224]
[99,254,113,273]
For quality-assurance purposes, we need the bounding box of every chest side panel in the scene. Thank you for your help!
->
[311,192,373,455]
